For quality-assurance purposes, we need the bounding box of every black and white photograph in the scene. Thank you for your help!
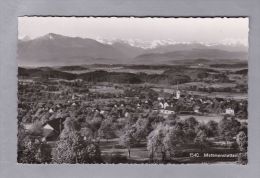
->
[17,17,248,164]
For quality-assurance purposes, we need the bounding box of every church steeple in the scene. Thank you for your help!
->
[176,82,180,99]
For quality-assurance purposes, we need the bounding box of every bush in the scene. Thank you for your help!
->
[237,153,248,165]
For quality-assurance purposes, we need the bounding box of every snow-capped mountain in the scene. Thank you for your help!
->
[95,37,248,50]
[18,33,248,66]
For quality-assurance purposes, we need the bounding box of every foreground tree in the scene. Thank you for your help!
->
[182,117,199,142]
[132,117,151,142]
[88,113,103,138]
[205,120,219,137]
[218,117,241,147]
[18,136,52,163]
[119,128,136,159]
[236,131,247,152]
[52,118,102,163]
[194,128,208,152]
[18,125,51,163]
[147,124,166,161]
[236,131,248,164]
[163,124,185,159]
[147,123,184,162]
[98,118,115,141]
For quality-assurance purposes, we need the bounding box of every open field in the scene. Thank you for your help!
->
[152,87,247,100]
[61,66,165,75]
[179,114,247,123]
[89,86,124,94]
[98,138,240,164]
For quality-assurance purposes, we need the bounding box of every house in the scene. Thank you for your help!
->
[23,123,33,130]
[164,102,169,109]
[124,112,130,117]
[42,118,66,141]
[159,102,169,109]
[49,108,54,113]
[193,106,200,114]
[159,103,175,115]
[157,97,164,101]
[160,109,175,115]
[225,108,235,116]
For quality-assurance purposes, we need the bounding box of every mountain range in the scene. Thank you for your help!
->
[17,33,248,66]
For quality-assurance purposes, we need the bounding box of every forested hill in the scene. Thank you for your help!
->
[18,65,239,85]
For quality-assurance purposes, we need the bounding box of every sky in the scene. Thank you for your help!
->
[18,17,249,45]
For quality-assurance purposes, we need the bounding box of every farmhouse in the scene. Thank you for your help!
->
[49,108,55,113]
[42,117,66,141]
[193,106,200,114]
[159,102,169,109]
[225,108,235,116]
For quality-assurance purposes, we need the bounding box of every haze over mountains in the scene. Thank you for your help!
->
[18,33,248,67]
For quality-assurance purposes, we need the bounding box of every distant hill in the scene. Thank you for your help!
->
[20,65,235,85]
[17,33,248,66]
[18,67,191,85]
[134,49,247,65]
[234,69,248,75]
[18,67,77,80]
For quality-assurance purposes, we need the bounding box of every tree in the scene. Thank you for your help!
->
[18,124,52,163]
[147,123,184,162]
[147,111,164,128]
[147,124,166,161]
[119,128,136,159]
[35,141,52,163]
[163,123,185,159]
[88,113,103,138]
[18,135,36,163]
[236,131,247,152]
[239,122,248,135]
[18,135,52,163]
[132,117,151,142]
[165,114,180,126]
[98,118,115,141]
[194,129,208,152]
[236,131,248,164]
[182,117,199,142]
[52,118,102,163]
[53,131,101,163]
[218,117,241,147]
[206,120,219,137]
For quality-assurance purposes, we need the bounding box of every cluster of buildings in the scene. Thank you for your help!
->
[19,77,246,145]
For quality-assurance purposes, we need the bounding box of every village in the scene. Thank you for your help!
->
[17,72,248,164]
